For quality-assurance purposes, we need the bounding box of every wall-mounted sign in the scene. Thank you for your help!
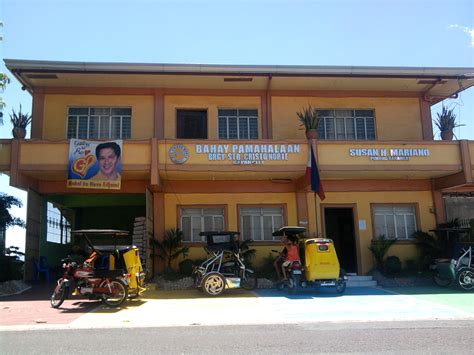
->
[195,144,301,165]
[67,139,122,190]
[349,148,430,161]
[169,144,190,164]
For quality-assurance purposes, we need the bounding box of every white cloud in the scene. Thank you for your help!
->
[449,24,474,47]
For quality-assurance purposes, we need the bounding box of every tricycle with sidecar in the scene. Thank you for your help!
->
[192,231,257,296]
[51,229,147,308]
[273,226,347,294]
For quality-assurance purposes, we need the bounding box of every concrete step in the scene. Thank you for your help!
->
[347,275,374,282]
[346,280,377,288]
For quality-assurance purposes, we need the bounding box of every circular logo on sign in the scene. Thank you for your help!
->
[169,144,189,164]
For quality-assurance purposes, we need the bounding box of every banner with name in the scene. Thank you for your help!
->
[67,139,123,190]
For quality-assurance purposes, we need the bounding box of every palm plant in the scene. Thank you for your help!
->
[10,105,32,129]
[368,235,396,270]
[433,106,464,140]
[151,228,189,272]
[296,105,321,132]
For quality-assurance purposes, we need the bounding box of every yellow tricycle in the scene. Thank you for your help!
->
[273,226,347,294]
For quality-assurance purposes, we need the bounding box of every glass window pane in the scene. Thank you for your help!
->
[335,110,353,118]
[263,216,273,240]
[122,117,131,139]
[366,118,376,140]
[386,215,396,239]
[356,117,366,140]
[355,110,374,117]
[191,216,202,242]
[395,215,406,239]
[111,117,121,139]
[78,116,88,139]
[317,110,332,118]
[111,108,131,115]
[228,117,238,139]
[325,118,335,139]
[89,116,99,139]
[238,109,258,117]
[218,109,237,117]
[345,118,355,139]
[406,215,416,238]
[214,216,224,231]
[182,208,202,216]
[218,117,228,139]
[252,216,262,241]
[239,117,249,139]
[336,118,345,139]
[69,107,89,115]
[203,208,223,215]
[249,118,258,139]
[67,116,77,138]
[181,216,191,241]
[374,214,386,238]
[204,216,213,231]
[242,215,251,240]
[90,108,110,115]
[99,116,110,139]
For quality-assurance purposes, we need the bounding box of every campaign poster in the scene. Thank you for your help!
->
[67,139,123,190]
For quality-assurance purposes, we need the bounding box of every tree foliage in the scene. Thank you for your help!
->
[0,193,25,229]
[151,228,189,272]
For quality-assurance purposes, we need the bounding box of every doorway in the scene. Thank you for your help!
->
[323,207,358,273]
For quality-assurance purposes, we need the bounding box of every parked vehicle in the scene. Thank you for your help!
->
[273,226,347,294]
[51,229,146,308]
[192,231,257,296]
[433,243,474,291]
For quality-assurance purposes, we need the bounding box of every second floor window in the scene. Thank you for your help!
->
[177,110,208,139]
[218,109,258,139]
[46,202,72,244]
[67,107,131,139]
[317,109,376,140]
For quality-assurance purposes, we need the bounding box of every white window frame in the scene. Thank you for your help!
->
[218,109,259,140]
[373,204,417,240]
[46,202,72,245]
[180,207,225,242]
[239,206,285,242]
[317,109,376,140]
[67,107,132,139]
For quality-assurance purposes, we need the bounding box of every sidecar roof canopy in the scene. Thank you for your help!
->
[272,226,307,236]
[72,229,129,237]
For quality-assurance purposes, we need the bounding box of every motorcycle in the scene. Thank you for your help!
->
[51,253,130,308]
[273,226,347,295]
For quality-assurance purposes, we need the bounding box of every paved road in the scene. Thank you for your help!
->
[1,320,474,354]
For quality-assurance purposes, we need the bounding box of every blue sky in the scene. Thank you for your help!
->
[1,0,473,250]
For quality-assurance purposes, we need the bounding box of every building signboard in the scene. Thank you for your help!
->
[349,147,430,161]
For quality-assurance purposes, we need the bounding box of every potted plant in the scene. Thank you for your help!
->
[296,105,322,139]
[434,105,464,141]
[10,105,32,139]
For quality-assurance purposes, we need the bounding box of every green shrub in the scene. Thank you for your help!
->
[413,230,443,270]
[178,259,195,275]
[384,256,402,274]
[0,247,25,282]
[368,235,396,270]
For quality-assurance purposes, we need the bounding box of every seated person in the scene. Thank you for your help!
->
[281,235,300,281]
[274,235,288,281]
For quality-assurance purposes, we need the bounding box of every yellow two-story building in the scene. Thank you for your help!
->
[1,60,473,279]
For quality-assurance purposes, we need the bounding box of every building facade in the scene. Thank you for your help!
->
[1,60,473,278]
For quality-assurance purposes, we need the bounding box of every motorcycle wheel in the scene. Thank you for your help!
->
[456,268,474,291]
[201,273,225,296]
[50,281,66,308]
[336,279,346,294]
[433,273,452,287]
[241,270,258,290]
[101,279,128,307]
[289,274,300,295]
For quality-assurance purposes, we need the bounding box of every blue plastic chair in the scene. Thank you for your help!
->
[32,256,51,283]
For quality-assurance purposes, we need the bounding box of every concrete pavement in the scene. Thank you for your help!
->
[1,286,473,331]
